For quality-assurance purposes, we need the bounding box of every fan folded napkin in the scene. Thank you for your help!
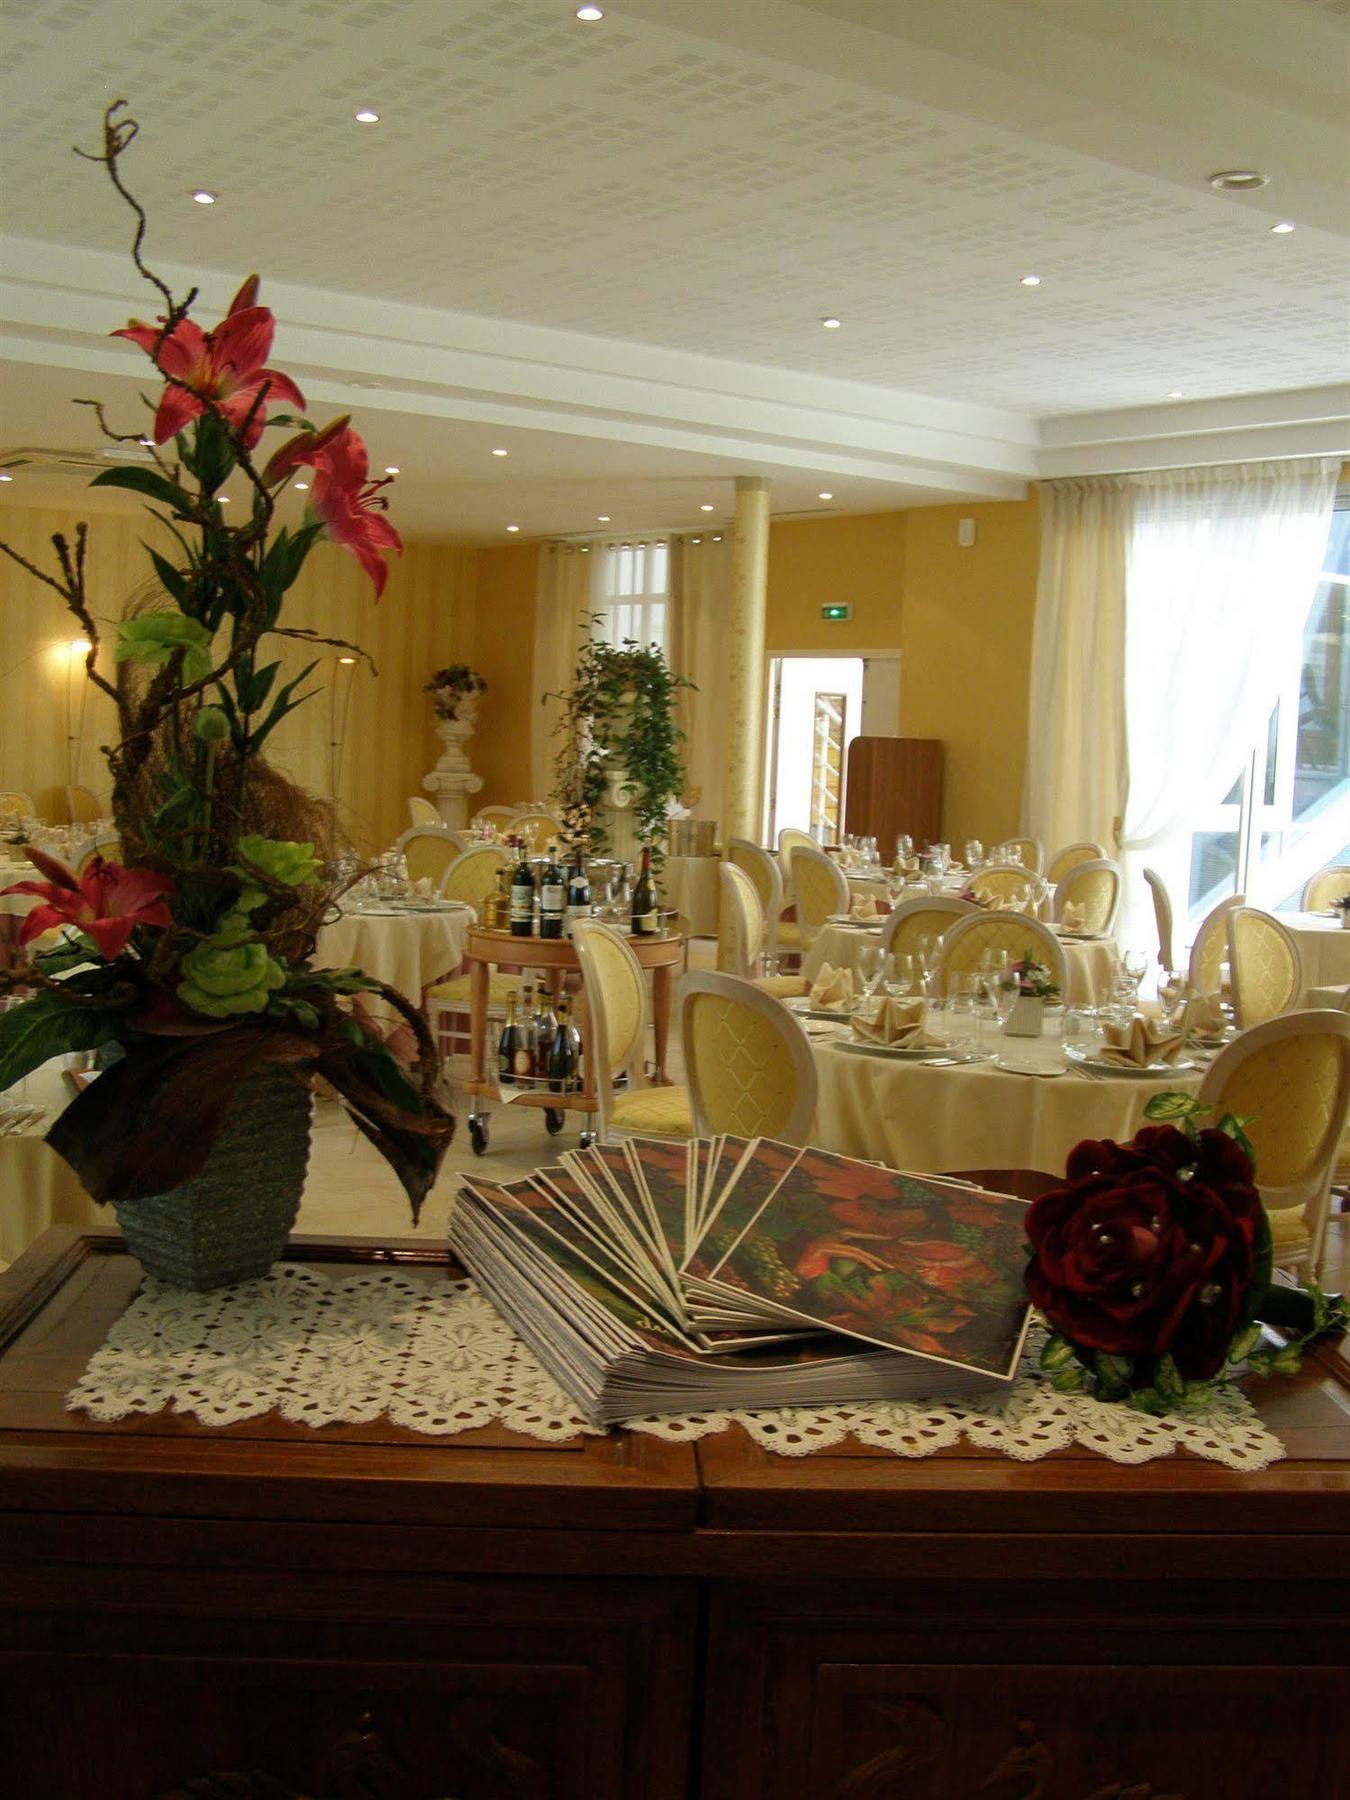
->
[987,892,1030,914]
[1180,991,1227,1038]
[849,894,880,920]
[1096,1016,1186,1068]
[1059,901,1089,932]
[850,996,935,1048]
[808,963,855,1011]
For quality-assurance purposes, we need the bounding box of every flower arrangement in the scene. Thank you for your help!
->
[0,105,453,1223]
[556,797,595,858]
[1011,958,1059,999]
[424,664,487,722]
[1025,1093,1345,1410]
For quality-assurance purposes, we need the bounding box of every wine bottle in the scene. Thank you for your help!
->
[497,990,521,1087]
[518,981,538,1081]
[564,847,591,936]
[546,995,581,1093]
[535,992,559,1075]
[630,845,658,936]
[509,838,535,937]
[539,840,565,940]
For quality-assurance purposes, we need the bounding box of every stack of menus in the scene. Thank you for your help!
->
[449,1138,1033,1425]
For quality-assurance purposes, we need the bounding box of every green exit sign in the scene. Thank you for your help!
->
[821,603,852,622]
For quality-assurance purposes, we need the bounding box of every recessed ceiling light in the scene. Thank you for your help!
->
[597,514,611,523]
[1020,274,1041,287]
[293,481,309,490]
[818,491,833,501]
[506,524,520,533]
[0,473,12,483]
[1208,169,1268,191]
[820,316,842,329]
[1271,220,1295,234]
[700,503,714,513]
[690,536,703,544]
[491,447,509,457]
[138,436,153,447]
[191,189,217,206]
[1166,390,1184,399]
[576,4,604,17]
[383,465,400,475]
[354,108,380,124]
[218,495,230,503]
[337,655,357,665]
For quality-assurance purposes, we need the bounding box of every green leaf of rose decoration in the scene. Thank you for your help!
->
[177,915,286,1017]
[115,612,215,683]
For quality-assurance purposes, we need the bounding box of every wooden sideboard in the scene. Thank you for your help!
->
[844,735,943,858]
[1,1225,1347,1799]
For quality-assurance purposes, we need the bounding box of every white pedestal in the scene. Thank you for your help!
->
[422,715,483,831]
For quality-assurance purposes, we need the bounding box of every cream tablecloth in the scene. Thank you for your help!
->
[313,903,472,1005]
[663,855,721,937]
[1286,911,1350,993]
[811,1016,1199,1176]
[802,921,1118,1006]
[0,1058,101,1271]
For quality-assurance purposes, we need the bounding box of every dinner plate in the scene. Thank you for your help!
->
[1065,1045,1198,1077]
[992,1054,1063,1077]
[788,1000,857,1021]
[825,915,883,929]
[1054,929,1109,941]
[837,1038,946,1060]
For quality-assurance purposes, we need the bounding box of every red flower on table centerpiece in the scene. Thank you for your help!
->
[1,846,174,960]
[113,274,306,449]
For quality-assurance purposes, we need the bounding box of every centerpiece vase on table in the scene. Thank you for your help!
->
[0,104,454,1290]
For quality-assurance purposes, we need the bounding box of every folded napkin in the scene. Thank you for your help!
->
[849,893,880,920]
[850,996,936,1049]
[808,962,855,1011]
[987,892,1030,914]
[1180,991,1227,1038]
[1059,900,1089,932]
[1096,1016,1186,1068]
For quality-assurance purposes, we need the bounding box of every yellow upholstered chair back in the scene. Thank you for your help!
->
[439,844,508,908]
[777,826,817,890]
[680,970,817,1142]
[1143,867,1175,972]
[1198,1010,1350,1280]
[992,836,1044,874]
[727,838,783,925]
[572,919,653,1139]
[1045,840,1106,886]
[968,864,1037,908]
[1226,907,1303,1030]
[472,804,517,833]
[395,826,465,889]
[935,912,1067,998]
[406,796,440,828]
[717,861,765,978]
[72,831,121,877]
[0,791,34,826]
[510,811,563,853]
[66,785,102,825]
[1302,866,1350,913]
[1186,891,1245,996]
[879,896,979,960]
[789,845,850,941]
[1053,858,1121,934]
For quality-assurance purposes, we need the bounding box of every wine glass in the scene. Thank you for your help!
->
[896,833,913,863]
[916,933,941,994]
[1157,968,1187,1028]
[946,975,979,1052]
[855,942,883,997]
[1120,948,1148,1001]
[964,838,984,870]
[887,953,920,997]
[994,969,1022,1028]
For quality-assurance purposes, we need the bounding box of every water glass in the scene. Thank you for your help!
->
[1061,1006,1094,1053]
[896,834,913,862]
[887,953,919,997]
[855,943,883,995]
[1157,969,1186,1026]
[946,977,979,1052]
[964,839,984,870]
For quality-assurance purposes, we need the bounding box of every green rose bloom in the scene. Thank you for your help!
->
[178,916,287,1018]
[232,835,320,888]
[115,613,215,683]
[192,704,231,743]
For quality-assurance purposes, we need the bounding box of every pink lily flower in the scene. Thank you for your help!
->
[270,422,403,598]
[112,275,305,449]
[2,847,174,960]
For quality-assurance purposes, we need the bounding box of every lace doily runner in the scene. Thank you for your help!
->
[65,1265,1284,1472]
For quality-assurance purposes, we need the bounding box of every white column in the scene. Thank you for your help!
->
[721,476,770,845]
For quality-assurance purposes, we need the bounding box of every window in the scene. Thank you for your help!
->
[591,538,668,651]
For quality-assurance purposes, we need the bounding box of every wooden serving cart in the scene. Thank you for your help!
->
[462,924,684,1154]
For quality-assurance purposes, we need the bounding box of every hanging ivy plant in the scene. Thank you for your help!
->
[547,620,693,857]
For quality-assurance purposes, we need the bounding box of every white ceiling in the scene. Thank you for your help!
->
[1,0,1346,540]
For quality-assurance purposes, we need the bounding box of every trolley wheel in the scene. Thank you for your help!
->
[468,1114,489,1156]
[544,1107,565,1135]
[578,1129,595,1150]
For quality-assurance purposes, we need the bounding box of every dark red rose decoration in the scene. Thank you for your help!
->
[1026,1101,1345,1408]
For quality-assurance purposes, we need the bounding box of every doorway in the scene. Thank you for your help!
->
[763,654,900,844]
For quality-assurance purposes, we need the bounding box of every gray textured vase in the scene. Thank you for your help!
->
[113,1066,313,1290]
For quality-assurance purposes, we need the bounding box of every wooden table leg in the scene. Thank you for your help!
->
[468,956,489,1084]
[651,961,673,1085]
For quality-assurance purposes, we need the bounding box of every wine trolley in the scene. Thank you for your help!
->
[462,925,684,1154]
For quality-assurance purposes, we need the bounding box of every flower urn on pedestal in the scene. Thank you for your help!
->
[423,705,484,831]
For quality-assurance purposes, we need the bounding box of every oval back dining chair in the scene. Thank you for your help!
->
[727,838,803,965]
[717,863,808,998]
[471,804,518,834]
[1143,867,1175,972]
[0,791,34,827]
[1198,1010,1350,1282]
[406,795,440,828]
[879,896,979,960]
[1044,840,1106,886]
[1301,866,1350,913]
[572,920,693,1141]
[395,825,465,890]
[680,970,817,1143]
[968,863,1038,909]
[1226,906,1304,1030]
[776,826,817,892]
[72,831,121,877]
[992,836,1045,874]
[65,785,103,826]
[423,845,514,1065]
[1052,857,1121,935]
[438,843,508,908]
[509,810,564,853]
[934,912,1067,998]
[1187,891,1246,996]
[789,844,851,946]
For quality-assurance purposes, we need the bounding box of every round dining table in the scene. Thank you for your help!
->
[313,901,473,1009]
[802,919,1119,1008]
[808,1013,1201,1177]
[1286,911,1350,993]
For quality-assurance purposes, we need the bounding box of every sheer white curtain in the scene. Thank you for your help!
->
[591,536,669,649]
[531,542,594,804]
[1121,459,1340,927]
[1022,478,1132,853]
[667,532,733,816]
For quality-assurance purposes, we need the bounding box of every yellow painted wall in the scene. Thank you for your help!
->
[472,541,540,807]
[766,512,905,653]
[0,499,476,855]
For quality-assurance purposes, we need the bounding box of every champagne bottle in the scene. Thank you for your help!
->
[564,847,591,937]
[630,845,658,937]
[546,995,581,1093]
[509,837,535,937]
[497,990,521,1087]
[489,864,512,930]
[539,840,565,940]
[536,991,559,1075]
